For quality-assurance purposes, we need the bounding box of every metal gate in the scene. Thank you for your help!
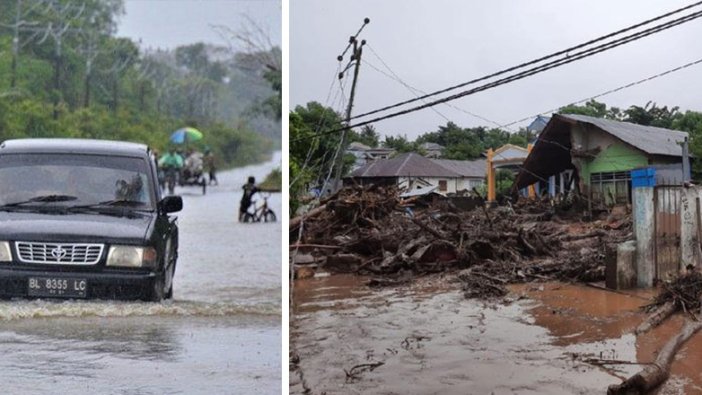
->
[654,185,682,282]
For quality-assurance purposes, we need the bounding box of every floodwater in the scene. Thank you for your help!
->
[0,152,282,394]
[291,274,702,394]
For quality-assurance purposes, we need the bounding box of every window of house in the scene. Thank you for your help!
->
[438,180,447,191]
[590,171,631,205]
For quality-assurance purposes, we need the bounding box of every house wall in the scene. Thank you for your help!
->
[456,178,485,192]
[571,126,648,185]
[581,144,648,182]
[398,176,484,195]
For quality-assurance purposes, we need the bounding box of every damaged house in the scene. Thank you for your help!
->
[514,114,689,206]
[345,152,485,195]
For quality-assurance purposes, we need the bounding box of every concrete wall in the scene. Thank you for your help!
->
[456,178,484,193]
[680,187,702,268]
[633,186,655,287]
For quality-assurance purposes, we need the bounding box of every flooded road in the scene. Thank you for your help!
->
[0,152,281,394]
[291,274,702,394]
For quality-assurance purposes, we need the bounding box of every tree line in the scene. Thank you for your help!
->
[0,0,281,167]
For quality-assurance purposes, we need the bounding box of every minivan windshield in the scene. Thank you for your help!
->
[0,153,154,210]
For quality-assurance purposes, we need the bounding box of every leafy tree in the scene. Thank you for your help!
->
[384,134,422,154]
[349,124,380,148]
[289,102,346,214]
[558,99,622,120]
[0,1,276,171]
[623,101,679,128]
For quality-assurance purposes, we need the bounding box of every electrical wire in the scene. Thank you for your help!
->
[499,56,702,129]
[291,9,702,143]
[350,1,702,121]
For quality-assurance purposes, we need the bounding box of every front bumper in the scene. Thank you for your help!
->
[0,267,158,300]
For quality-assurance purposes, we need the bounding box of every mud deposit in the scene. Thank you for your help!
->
[0,153,281,395]
[291,275,702,394]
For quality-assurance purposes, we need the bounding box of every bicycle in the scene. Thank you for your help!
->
[242,192,276,223]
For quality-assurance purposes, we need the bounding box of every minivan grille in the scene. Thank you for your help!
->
[15,242,103,265]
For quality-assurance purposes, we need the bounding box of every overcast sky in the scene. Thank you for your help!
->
[291,0,702,140]
[117,0,281,50]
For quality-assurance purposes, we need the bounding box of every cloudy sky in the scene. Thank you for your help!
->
[117,0,281,50]
[291,0,702,140]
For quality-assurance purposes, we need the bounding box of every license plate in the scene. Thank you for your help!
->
[27,277,88,298]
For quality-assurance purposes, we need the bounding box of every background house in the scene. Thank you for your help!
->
[346,152,485,195]
[347,141,372,169]
[433,158,486,192]
[420,142,445,158]
[514,113,688,205]
[346,142,396,170]
[491,144,529,173]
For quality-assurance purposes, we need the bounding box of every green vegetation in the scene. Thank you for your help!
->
[0,0,280,168]
[259,168,281,191]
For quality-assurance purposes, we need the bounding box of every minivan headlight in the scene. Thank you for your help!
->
[106,246,157,268]
[0,241,11,262]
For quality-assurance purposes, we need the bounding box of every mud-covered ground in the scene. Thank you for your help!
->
[291,274,702,394]
[0,153,282,395]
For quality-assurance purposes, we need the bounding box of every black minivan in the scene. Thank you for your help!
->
[0,139,182,301]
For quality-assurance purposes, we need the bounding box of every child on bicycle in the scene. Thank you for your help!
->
[239,176,260,222]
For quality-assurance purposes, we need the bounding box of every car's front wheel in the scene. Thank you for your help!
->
[145,276,165,302]
[164,262,175,300]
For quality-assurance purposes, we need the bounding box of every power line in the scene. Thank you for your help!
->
[291,9,702,143]
[499,56,702,129]
[365,45,513,131]
[363,57,453,123]
[350,1,702,121]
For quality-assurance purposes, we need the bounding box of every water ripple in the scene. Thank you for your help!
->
[0,299,280,320]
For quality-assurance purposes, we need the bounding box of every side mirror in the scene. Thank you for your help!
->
[159,195,183,213]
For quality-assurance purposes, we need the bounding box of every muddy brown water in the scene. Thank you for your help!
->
[291,274,702,394]
[0,153,281,394]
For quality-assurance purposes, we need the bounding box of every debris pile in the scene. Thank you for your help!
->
[291,185,633,298]
[650,270,702,313]
[611,270,702,394]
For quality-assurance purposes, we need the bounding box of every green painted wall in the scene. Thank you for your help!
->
[581,143,647,185]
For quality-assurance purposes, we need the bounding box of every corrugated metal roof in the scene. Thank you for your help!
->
[347,141,371,151]
[350,152,461,178]
[432,159,486,178]
[559,114,688,157]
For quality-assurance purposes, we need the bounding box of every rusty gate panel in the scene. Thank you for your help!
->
[654,185,681,282]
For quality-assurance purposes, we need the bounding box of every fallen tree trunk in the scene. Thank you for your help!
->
[289,204,327,230]
[557,230,606,241]
[635,301,677,335]
[608,319,702,394]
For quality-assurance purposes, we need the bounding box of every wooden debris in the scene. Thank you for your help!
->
[290,184,632,299]
[635,301,677,335]
[608,319,702,395]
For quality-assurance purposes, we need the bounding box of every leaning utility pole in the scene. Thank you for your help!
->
[330,17,370,193]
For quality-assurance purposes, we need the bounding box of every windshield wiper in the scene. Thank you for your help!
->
[70,199,148,211]
[0,194,78,210]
